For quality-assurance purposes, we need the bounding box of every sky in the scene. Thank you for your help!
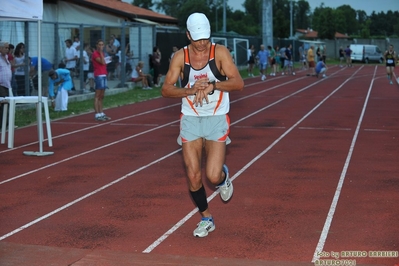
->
[228,0,399,15]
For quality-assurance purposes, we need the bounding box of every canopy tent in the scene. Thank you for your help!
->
[0,1,43,20]
[1,0,53,156]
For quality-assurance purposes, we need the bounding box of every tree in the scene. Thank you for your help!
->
[311,4,324,31]
[316,7,336,39]
[336,5,358,35]
[132,0,154,10]
[360,19,371,38]
[333,9,346,34]
[156,0,210,28]
[294,0,311,30]
[273,0,290,38]
[243,0,261,25]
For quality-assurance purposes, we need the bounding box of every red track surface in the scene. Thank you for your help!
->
[1,65,398,266]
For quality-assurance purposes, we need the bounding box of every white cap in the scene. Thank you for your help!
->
[186,13,211,41]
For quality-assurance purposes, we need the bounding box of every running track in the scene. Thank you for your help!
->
[1,65,398,266]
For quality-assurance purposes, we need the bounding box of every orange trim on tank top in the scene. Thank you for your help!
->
[213,90,223,115]
[209,44,216,60]
[184,47,190,64]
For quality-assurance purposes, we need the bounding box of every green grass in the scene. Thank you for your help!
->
[14,86,163,128]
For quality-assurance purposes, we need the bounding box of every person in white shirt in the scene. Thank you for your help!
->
[72,36,80,50]
[64,39,78,82]
[111,34,120,49]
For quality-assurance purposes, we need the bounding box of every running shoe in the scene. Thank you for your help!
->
[390,81,393,85]
[102,114,111,120]
[217,164,233,201]
[95,116,106,121]
[193,217,215,237]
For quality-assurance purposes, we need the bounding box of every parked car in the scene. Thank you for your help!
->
[350,44,383,63]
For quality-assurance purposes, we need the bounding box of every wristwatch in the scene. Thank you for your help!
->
[208,80,216,95]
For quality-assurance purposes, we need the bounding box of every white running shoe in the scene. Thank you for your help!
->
[193,217,215,237]
[292,72,296,76]
[217,164,233,201]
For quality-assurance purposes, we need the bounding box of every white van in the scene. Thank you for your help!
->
[350,44,383,63]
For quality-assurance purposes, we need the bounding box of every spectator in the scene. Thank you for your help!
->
[307,45,315,76]
[111,34,120,49]
[131,61,152,90]
[84,43,95,92]
[339,46,345,67]
[268,45,276,76]
[274,45,281,74]
[256,44,269,81]
[247,44,256,77]
[8,44,17,96]
[29,56,53,96]
[152,46,162,86]
[105,38,117,80]
[279,47,286,73]
[64,39,78,84]
[298,44,304,63]
[344,45,352,67]
[92,39,111,121]
[315,44,321,62]
[14,42,27,96]
[315,59,328,78]
[72,36,80,50]
[0,41,11,129]
[284,44,295,75]
[321,45,327,63]
[48,69,73,111]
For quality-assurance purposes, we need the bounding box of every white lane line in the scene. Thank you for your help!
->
[0,120,178,185]
[311,66,377,263]
[0,74,309,155]
[298,127,352,131]
[0,103,181,154]
[0,67,349,240]
[0,149,181,241]
[0,71,333,184]
[143,66,364,254]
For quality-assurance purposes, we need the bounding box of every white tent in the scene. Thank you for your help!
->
[1,0,53,156]
[0,1,43,20]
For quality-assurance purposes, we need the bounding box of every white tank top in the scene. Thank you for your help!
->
[181,43,229,116]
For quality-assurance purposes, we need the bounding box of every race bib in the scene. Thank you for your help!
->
[387,59,394,64]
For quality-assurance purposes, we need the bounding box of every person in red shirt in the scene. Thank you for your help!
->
[91,39,110,121]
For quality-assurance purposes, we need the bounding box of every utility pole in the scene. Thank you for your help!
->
[290,0,293,39]
[262,0,273,47]
[223,0,226,33]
